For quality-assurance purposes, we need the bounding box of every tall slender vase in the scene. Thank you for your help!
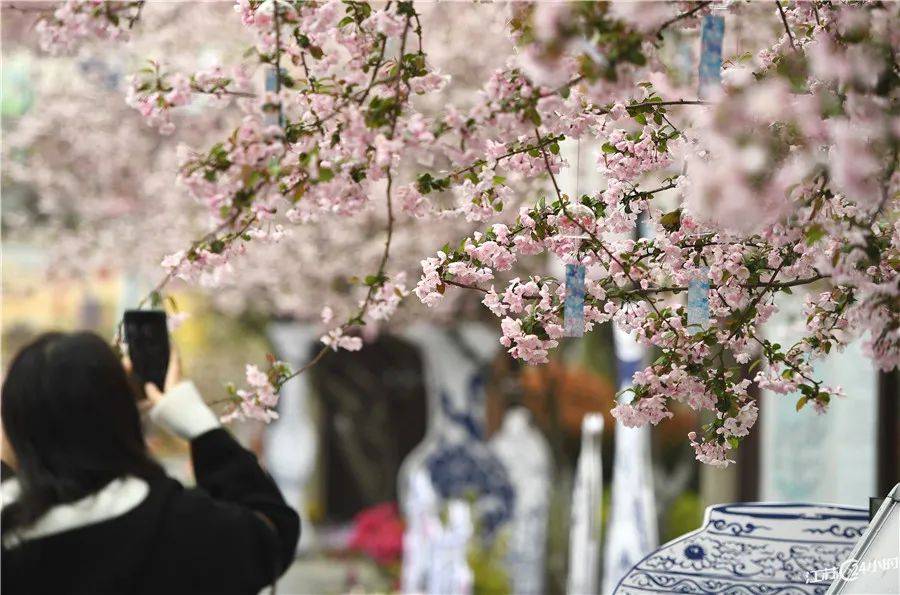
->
[603,326,658,593]
[265,322,319,552]
[567,413,604,595]
[491,408,552,595]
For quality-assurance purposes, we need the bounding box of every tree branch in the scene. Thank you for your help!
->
[775,1,797,51]
[655,1,712,39]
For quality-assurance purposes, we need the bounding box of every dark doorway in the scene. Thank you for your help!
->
[309,334,427,520]
[877,369,899,495]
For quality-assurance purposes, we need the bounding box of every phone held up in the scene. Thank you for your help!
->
[124,310,170,398]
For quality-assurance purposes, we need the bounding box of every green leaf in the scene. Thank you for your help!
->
[660,209,682,232]
[350,167,367,183]
[317,167,334,182]
[396,1,416,17]
[805,224,826,246]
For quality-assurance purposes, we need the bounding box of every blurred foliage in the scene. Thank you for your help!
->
[468,522,511,595]
[544,468,573,595]
[520,360,616,436]
[663,491,704,543]
[579,321,617,381]
[1,52,33,117]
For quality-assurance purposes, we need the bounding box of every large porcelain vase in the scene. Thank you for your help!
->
[398,323,514,594]
[615,502,869,594]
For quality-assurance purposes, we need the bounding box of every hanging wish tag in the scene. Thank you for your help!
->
[265,67,283,128]
[687,266,710,335]
[698,15,725,98]
[564,264,586,337]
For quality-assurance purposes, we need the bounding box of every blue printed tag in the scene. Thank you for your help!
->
[687,266,710,334]
[265,67,283,127]
[564,264,586,337]
[699,15,725,98]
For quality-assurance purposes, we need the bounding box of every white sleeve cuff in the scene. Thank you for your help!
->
[149,381,220,440]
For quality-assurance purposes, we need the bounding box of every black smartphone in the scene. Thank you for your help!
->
[124,310,170,392]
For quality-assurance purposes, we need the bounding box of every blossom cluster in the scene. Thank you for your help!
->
[19,1,899,463]
[409,2,898,464]
[221,359,291,424]
[33,0,143,54]
[126,62,250,135]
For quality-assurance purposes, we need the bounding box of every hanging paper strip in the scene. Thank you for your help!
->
[564,263,586,337]
[687,266,710,334]
[698,14,725,98]
[265,67,283,127]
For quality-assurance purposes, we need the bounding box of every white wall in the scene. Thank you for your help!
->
[761,297,878,506]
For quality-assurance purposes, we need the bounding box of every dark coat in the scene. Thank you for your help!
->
[2,429,300,595]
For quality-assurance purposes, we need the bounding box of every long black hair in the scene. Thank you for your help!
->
[1,332,163,533]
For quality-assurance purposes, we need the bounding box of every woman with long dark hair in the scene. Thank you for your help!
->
[1,331,299,594]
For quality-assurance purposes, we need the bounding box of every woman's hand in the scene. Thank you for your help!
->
[140,348,220,440]
[143,348,182,406]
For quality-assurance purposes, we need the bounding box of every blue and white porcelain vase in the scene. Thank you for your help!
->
[615,502,869,594]
[397,323,514,534]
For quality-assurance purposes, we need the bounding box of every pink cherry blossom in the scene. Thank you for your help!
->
[13,0,898,463]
